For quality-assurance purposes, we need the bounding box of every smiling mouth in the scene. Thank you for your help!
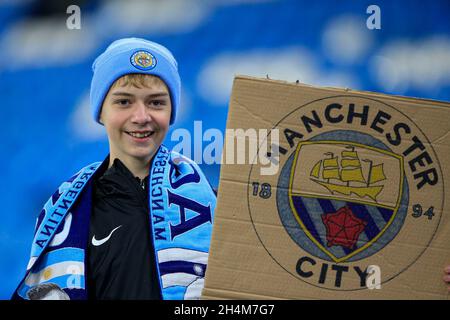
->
[125,130,154,138]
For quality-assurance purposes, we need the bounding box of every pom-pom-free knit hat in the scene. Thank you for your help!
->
[90,37,180,125]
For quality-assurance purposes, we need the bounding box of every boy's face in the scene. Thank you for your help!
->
[100,80,171,164]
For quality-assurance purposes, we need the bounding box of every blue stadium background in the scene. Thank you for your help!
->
[1,0,449,299]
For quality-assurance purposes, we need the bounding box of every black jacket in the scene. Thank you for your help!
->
[87,158,161,300]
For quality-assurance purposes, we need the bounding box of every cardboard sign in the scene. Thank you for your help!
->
[203,76,450,299]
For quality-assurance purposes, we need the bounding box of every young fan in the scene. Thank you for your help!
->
[12,38,216,300]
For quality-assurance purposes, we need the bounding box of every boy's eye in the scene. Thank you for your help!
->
[113,99,131,107]
[149,100,167,107]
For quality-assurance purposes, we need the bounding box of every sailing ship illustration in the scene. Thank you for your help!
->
[309,146,387,201]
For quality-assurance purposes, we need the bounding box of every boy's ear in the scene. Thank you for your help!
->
[98,108,104,125]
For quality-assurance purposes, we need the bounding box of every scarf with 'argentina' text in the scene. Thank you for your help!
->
[12,145,216,300]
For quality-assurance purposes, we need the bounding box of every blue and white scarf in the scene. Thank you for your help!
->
[12,145,216,300]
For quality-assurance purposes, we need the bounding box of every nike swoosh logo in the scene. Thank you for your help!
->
[92,225,122,247]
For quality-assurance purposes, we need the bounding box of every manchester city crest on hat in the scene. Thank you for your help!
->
[130,50,156,70]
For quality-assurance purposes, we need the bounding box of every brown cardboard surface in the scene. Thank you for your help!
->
[203,75,450,300]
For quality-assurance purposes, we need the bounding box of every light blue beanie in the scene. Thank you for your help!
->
[90,37,180,125]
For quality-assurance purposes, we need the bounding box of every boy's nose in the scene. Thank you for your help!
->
[131,101,152,124]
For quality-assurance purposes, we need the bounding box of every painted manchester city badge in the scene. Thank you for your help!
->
[247,95,444,291]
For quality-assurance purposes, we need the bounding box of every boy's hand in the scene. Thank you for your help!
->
[444,265,450,291]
